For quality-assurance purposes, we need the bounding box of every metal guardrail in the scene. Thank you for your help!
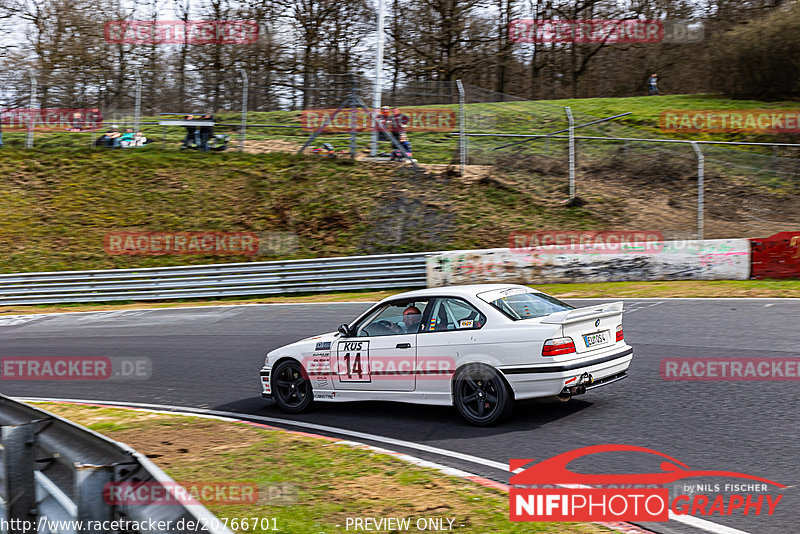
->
[0,253,430,305]
[0,395,233,534]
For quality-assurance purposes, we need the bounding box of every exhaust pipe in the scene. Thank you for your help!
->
[559,373,593,400]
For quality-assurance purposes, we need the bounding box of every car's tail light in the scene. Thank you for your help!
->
[542,337,576,356]
[616,324,623,342]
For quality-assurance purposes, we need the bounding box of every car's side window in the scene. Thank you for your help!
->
[355,300,428,337]
[421,298,486,332]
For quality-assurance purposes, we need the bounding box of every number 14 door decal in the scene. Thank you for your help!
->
[336,341,370,382]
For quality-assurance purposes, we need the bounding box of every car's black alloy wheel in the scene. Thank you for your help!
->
[272,360,314,413]
[454,364,513,426]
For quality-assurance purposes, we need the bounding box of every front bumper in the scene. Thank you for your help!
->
[499,347,633,400]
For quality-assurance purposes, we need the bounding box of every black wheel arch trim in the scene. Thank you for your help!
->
[500,347,634,375]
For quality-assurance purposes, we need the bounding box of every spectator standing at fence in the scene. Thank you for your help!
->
[182,115,198,148]
[377,106,392,142]
[390,107,406,144]
[66,111,85,132]
[648,73,658,95]
[199,114,214,152]
[0,119,3,148]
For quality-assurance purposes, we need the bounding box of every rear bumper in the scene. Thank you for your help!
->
[585,370,628,390]
[499,347,633,400]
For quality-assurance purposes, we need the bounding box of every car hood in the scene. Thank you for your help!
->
[269,331,339,357]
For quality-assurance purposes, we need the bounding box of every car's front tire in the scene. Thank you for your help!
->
[453,364,513,426]
[272,360,314,413]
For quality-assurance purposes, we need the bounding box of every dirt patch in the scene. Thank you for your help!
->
[360,193,455,254]
[110,420,262,468]
[243,139,303,154]
[416,163,494,183]
[323,473,456,518]
[494,152,568,176]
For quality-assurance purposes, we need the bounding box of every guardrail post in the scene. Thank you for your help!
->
[691,141,704,240]
[74,464,115,529]
[2,424,37,531]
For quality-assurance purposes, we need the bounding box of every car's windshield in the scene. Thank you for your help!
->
[477,288,574,320]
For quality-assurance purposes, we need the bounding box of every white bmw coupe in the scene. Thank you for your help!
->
[260,284,633,425]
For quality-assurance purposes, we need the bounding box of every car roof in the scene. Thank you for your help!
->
[378,284,539,302]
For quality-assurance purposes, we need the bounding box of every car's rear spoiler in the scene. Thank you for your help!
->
[541,302,623,325]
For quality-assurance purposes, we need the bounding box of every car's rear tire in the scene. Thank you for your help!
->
[453,364,513,426]
[272,360,314,414]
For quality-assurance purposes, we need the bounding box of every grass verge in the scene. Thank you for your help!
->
[33,402,611,534]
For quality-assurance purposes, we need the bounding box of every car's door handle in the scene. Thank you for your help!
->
[396,343,412,349]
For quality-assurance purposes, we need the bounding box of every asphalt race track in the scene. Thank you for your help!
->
[0,299,798,534]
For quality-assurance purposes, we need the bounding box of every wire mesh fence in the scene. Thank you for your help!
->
[460,90,800,240]
[0,71,465,154]
[1,68,798,240]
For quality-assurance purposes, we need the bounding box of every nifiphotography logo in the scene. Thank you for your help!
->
[510,444,785,522]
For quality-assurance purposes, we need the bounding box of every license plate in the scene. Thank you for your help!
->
[583,331,609,348]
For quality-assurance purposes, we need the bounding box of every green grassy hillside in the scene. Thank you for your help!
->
[0,148,600,273]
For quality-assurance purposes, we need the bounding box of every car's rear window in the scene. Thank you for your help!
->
[477,288,574,320]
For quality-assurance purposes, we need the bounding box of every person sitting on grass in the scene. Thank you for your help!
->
[132,131,148,146]
[120,129,149,148]
[119,128,135,147]
[399,132,412,156]
[95,125,122,148]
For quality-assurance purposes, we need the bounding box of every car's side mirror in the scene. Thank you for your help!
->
[338,324,352,337]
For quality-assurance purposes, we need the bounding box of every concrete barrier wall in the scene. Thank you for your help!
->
[426,239,751,287]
